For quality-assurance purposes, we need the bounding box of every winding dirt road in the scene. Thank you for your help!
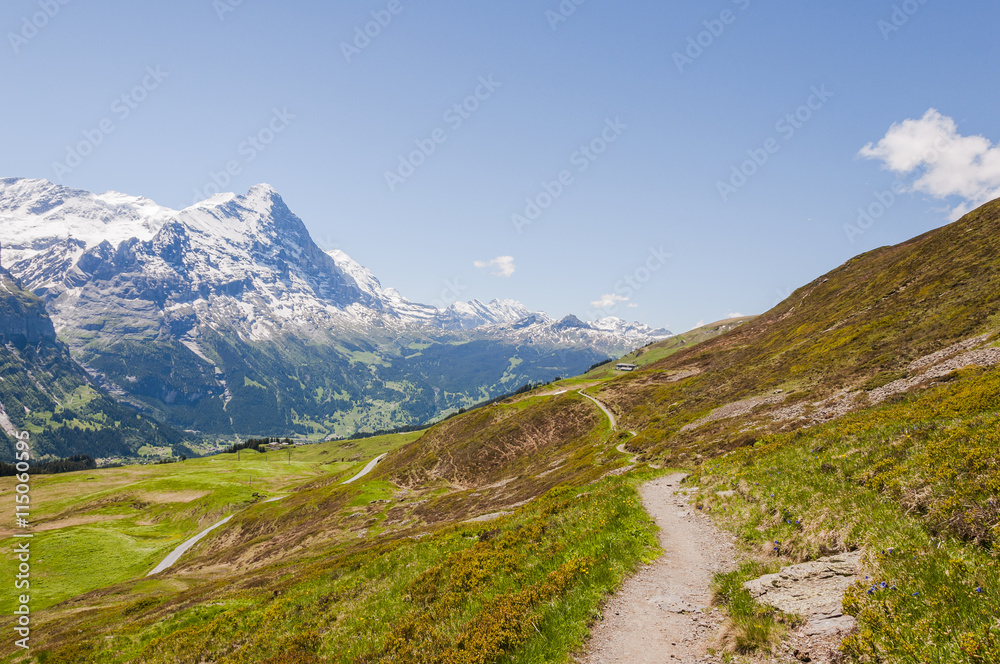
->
[147,514,234,576]
[148,453,386,576]
[579,391,618,429]
[341,453,387,484]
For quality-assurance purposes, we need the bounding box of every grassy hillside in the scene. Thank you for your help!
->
[691,362,1000,661]
[0,394,658,663]
[596,199,1000,462]
[571,317,754,383]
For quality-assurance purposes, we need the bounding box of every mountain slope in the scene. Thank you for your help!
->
[0,268,181,459]
[1,178,670,439]
[3,392,654,664]
[595,197,1000,460]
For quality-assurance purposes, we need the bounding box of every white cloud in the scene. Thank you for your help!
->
[473,255,516,278]
[590,293,628,309]
[689,319,705,331]
[627,303,639,309]
[727,312,744,318]
[859,109,1000,218]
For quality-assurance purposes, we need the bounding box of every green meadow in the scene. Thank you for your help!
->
[0,432,421,612]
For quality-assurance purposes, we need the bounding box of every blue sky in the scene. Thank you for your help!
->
[2,0,998,331]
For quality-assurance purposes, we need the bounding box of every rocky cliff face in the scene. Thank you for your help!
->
[0,267,180,459]
[0,269,56,346]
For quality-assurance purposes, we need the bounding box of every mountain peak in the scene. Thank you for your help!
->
[1,180,671,355]
[184,184,279,213]
[552,314,590,331]
[185,192,236,210]
[0,178,175,267]
[241,183,278,210]
[248,183,278,196]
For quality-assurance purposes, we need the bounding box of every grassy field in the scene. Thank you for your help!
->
[0,432,421,612]
[11,472,660,664]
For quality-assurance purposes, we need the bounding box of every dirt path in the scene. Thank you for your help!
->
[580,473,738,663]
[148,515,235,576]
[341,453,387,484]
[579,391,618,429]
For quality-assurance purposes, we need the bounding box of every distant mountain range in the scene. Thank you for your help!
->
[0,178,670,444]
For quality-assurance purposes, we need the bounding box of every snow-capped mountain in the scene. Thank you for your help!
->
[0,178,671,437]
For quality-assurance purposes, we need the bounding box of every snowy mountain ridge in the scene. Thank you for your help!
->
[0,178,669,348]
[0,178,672,437]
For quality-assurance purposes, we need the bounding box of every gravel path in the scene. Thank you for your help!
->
[580,473,738,663]
[147,515,234,576]
[579,391,618,429]
[341,453,387,484]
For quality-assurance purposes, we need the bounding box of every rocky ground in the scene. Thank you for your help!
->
[746,553,861,664]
